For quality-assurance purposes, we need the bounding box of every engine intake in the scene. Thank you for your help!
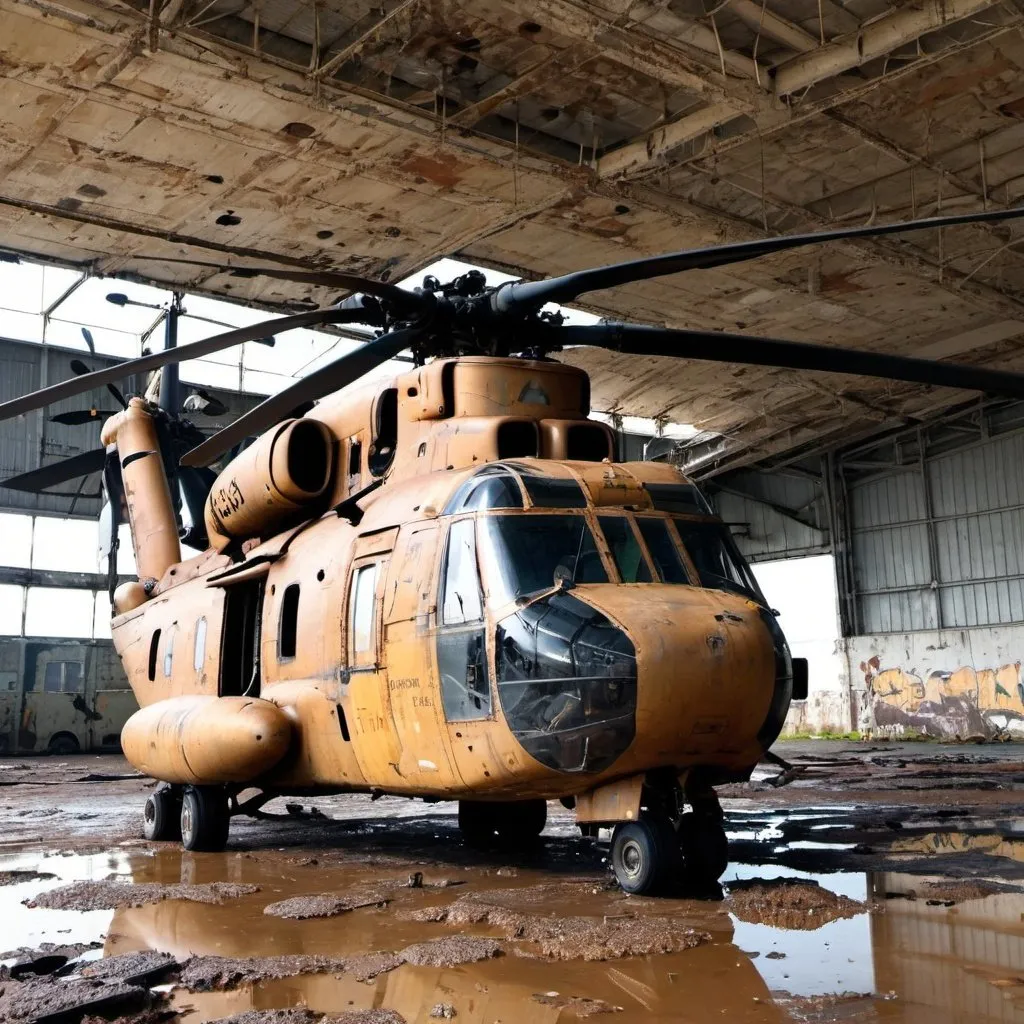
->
[204,418,335,551]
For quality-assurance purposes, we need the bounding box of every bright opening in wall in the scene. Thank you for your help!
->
[750,554,845,732]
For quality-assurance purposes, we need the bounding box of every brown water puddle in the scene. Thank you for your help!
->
[4,846,1024,1023]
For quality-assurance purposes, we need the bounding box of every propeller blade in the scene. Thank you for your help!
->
[70,359,91,376]
[555,323,1024,398]
[124,255,428,312]
[52,409,116,425]
[1,448,107,493]
[494,205,1024,314]
[0,307,376,424]
[81,327,95,354]
[181,327,424,468]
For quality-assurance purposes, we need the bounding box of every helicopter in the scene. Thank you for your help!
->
[4,204,1024,895]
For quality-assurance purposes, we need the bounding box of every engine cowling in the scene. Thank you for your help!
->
[204,418,335,551]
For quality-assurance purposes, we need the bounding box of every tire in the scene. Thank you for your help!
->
[180,786,229,852]
[143,787,181,842]
[496,799,547,841]
[47,734,80,756]
[458,801,497,844]
[611,818,677,895]
[678,811,730,884]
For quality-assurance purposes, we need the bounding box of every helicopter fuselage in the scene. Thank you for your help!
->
[107,355,794,828]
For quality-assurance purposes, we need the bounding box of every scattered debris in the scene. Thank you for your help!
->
[428,1005,456,1019]
[400,937,500,968]
[179,956,347,992]
[0,973,153,1023]
[531,993,622,1016]
[27,881,259,911]
[345,952,404,983]
[80,951,179,987]
[0,871,57,887]
[727,879,863,930]
[407,892,708,960]
[263,887,394,919]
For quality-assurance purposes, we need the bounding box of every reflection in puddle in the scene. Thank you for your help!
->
[3,846,1024,1023]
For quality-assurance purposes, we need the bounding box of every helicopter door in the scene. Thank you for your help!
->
[436,518,490,721]
[219,577,265,697]
[345,548,402,783]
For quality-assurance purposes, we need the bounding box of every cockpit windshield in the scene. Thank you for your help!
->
[479,515,608,604]
[672,518,764,603]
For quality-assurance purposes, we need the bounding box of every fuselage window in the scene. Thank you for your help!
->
[598,516,652,583]
[438,519,490,721]
[148,629,161,682]
[350,564,377,655]
[478,514,606,605]
[279,583,300,659]
[635,517,690,584]
[194,617,207,672]
[442,519,483,625]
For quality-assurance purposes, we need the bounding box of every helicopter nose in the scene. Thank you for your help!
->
[494,590,638,775]
[578,585,781,767]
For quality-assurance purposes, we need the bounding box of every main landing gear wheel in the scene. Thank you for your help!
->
[610,818,679,896]
[143,785,182,842]
[180,786,229,852]
[678,809,729,886]
[458,799,547,845]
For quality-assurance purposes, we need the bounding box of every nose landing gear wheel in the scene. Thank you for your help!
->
[143,786,182,842]
[180,786,229,852]
[610,818,679,895]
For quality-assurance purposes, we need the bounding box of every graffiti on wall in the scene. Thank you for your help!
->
[862,655,1024,739]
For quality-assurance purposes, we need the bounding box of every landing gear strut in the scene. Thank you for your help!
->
[609,785,728,896]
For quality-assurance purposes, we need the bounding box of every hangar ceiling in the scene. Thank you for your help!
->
[3,0,1024,477]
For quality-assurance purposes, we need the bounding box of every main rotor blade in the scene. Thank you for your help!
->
[52,409,117,425]
[556,323,1024,398]
[0,308,374,423]
[180,327,424,468]
[1,448,107,493]
[126,255,427,311]
[495,205,1024,314]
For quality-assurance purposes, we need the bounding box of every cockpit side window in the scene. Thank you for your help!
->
[438,519,490,721]
[518,474,587,508]
[635,517,690,584]
[672,518,763,602]
[441,519,483,625]
[597,515,652,583]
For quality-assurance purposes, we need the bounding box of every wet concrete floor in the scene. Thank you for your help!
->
[5,743,1024,1023]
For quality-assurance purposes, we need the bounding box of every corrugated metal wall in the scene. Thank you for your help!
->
[846,426,1024,633]
[712,468,829,563]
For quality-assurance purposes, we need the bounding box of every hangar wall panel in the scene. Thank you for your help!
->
[708,468,829,564]
[841,409,1024,740]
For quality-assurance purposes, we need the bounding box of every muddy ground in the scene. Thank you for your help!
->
[4,741,1024,1023]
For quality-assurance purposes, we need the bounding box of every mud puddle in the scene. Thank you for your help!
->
[4,838,1024,1024]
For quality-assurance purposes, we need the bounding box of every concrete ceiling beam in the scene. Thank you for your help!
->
[729,0,820,54]
[773,0,1002,96]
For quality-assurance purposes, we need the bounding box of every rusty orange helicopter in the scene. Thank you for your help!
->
[5,205,1024,894]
